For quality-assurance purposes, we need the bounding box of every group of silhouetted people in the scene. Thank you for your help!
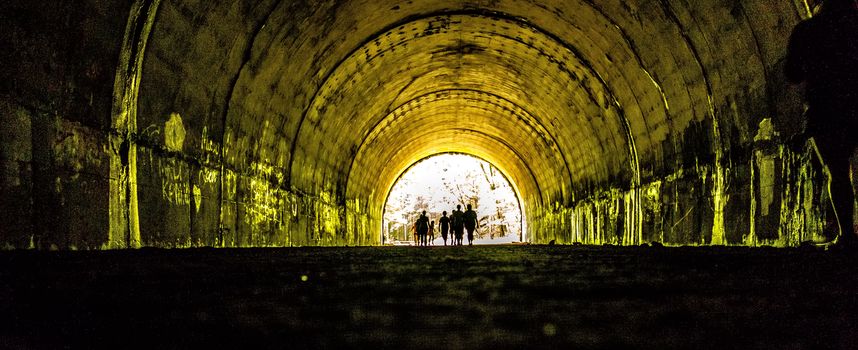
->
[413,204,479,246]
[786,0,857,248]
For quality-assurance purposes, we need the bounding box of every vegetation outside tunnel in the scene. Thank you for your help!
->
[383,153,525,245]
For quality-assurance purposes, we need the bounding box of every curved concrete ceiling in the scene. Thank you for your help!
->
[131,0,806,245]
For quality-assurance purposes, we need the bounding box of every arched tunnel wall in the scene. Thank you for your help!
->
[0,0,847,249]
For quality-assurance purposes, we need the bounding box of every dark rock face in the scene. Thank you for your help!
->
[0,1,849,248]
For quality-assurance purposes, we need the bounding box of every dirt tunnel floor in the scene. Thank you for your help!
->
[1,245,857,349]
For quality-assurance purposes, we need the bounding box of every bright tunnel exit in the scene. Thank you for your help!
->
[382,153,524,246]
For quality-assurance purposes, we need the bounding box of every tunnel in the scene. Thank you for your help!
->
[0,1,847,249]
[4,1,858,348]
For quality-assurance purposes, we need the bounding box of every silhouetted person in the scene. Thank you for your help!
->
[429,220,435,245]
[439,211,450,246]
[451,205,465,246]
[786,0,858,247]
[416,211,430,246]
[463,204,479,246]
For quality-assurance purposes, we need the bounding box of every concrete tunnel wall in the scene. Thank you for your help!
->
[0,0,847,249]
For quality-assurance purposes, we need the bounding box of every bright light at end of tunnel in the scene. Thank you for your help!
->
[383,154,523,245]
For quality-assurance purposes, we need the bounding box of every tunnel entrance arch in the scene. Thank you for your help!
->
[381,153,526,245]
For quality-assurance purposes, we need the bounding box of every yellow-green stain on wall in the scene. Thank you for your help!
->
[165,112,185,153]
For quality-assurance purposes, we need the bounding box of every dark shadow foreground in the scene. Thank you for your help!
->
[1,245,856,349]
